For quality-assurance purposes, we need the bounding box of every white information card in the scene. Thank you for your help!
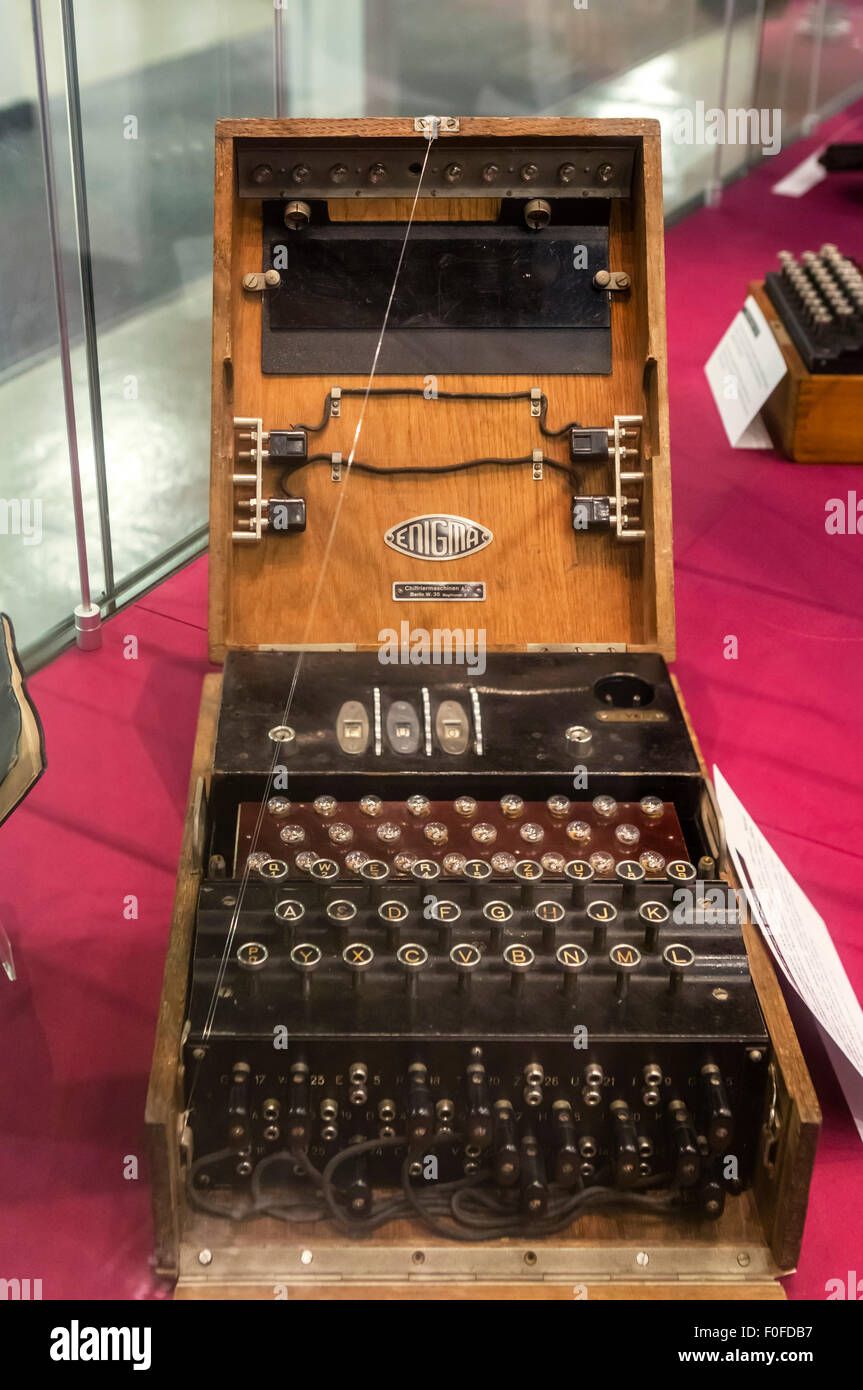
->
[704,295,788,449]
[715,766,863,1142]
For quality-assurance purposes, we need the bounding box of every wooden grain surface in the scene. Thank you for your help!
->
[145,674,222,1277]
[208,118,674,661]
[175,1282,785,1301]
[671,676,820,1272]
[751,280,863,464]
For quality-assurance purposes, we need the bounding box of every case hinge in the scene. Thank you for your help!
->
[414,115,460,138]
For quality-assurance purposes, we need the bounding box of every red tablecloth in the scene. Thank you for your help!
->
[2,104,862,1301]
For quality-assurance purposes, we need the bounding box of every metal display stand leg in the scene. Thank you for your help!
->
[30,0,101,652]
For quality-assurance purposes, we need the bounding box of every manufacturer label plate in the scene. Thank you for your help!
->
[393,582,486,602]
[596,709,668,723]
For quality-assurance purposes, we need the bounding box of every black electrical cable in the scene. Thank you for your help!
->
[320,1134,414,1233]
[536,394,584,438]
[185,1147,257,1221]
[290,388,583,441]
[280,452,578,497]
[188,1138,681,1238]
[250,1150,327,1223]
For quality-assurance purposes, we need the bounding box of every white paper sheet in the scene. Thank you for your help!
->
[772,150,827,198]
[714,766,863,1141]
[704,295,788,448]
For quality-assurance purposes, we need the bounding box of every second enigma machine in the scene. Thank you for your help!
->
[147,118,820,1298]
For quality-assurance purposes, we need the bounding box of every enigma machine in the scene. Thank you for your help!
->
[751,242,863,463]
[146,118,820,1299]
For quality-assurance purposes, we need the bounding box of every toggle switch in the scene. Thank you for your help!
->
[504,942,534,998]
[336,700,369,755]
[450,941,482,996]
[638,899,670,952]
[377,898,410,948]
[396,941,429,1000]
[586,898,617,950]
[700,1063,734,1153]
[463,858,492,905]
[493,1100,520,1186]
[482,898,513,950]
[662,941,695,994]
[342,941,374,993]
[556,941,588,998]
[430,898,461,952]
[385,699,421,754]
[434,699,470,755]
[564,858,595,908]
[615,858,645,909]
[535,898,565,951]
[289,941,322,1001]
[514,859,543,907]
[609,941,641,1000]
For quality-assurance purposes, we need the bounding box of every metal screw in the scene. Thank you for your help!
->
[636,1250,649,1268]
[737,1251,751,1268]
[300,1249,313,1266]
[747,1049,763,1064]
[712,987,729,1001]
[597,163,614,183]
[593,269,611,289]
[198,1248,213,1267]
[411,1250,425,1265]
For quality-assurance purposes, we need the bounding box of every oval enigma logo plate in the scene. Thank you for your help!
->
[384,513,493,562]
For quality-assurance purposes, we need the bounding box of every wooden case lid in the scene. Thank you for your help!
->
[208,118,674,662]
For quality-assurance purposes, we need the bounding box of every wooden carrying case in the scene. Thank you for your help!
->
[749,279,863,464]
[146,117,819,1299]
